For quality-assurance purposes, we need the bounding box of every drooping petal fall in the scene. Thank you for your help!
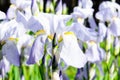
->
[60,32,87,68]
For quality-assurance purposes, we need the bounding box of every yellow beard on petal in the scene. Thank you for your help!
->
[8,37,19,42]
[35,30,46,37]
[48,34,54,41]
[58,35,63,43]
[64,31,74,35]
[64,31,76,38]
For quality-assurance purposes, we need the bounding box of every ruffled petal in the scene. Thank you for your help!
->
[69,23,98,42]
[60,33,87,68]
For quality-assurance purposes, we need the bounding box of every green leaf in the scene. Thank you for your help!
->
[65,66,77,80]
[26,31,35,36]
[66,18,73,26]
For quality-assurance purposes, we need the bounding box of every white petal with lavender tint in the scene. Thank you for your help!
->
[99,1,120,11]
[85,44,105,63]
[73,7,94,19]
[96,8,117,22]
[60,33,87,68]
[0,11,6,20]
[7,6,16,19]
[82,0,93,8]
[16,11,28,27]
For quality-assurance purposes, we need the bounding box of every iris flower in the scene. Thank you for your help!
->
[27,13,87,68]
[7,0,32,19]
[72,0,94,23]
[0,40,20,78]
[96,1,120,37]
[96,1,120,22]
[0,15,28,67]
[0,19,26,41]
[85,41,105,63]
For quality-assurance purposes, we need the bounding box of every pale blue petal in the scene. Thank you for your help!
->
[27,16,43,32]
[96,8,117,22]
[55,0,62,14]
[88,16,97,30]
[109,18,120,36]
[2,41,20,66]
[16,11,28,27]
[98,23,107,42]
[27,35,46,64]
[97,1,120,22]
[70,23,98,42]
[72,7,94,19]
[99,1,120,11]
[85,44,105,63]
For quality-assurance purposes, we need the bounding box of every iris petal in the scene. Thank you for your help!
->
[2,40,20,66]
[85,44,105,63]
[70,23,97,42]
[0,11,6,20]
[27,35,46,64]
[60,33,87,68]
[109,18,120,36]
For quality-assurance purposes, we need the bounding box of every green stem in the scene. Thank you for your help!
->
[86,62,89,80]
[22,65,29,80]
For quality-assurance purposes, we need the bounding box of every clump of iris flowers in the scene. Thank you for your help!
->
[0,0,120,80]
